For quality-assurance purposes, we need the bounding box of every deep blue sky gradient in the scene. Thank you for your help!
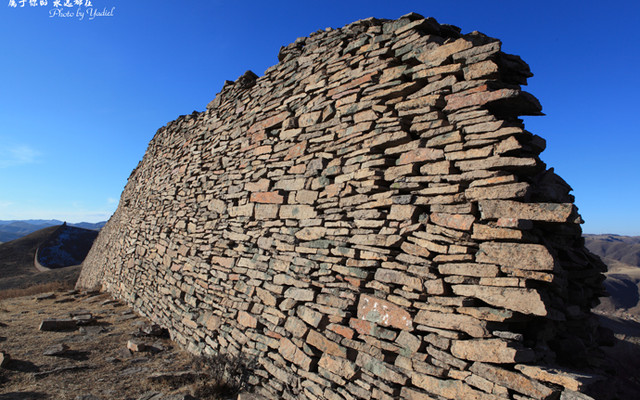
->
[0,1,638,234]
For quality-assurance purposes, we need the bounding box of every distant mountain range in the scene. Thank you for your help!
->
[0,220,106,243]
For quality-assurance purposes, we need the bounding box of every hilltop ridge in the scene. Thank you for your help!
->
[0,220,105,243]
[0,225,97,293]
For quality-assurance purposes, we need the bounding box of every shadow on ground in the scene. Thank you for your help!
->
[588,314,640,398]
[3,358,40,373]
[0,392,49,400]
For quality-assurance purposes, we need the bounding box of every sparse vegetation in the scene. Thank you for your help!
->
[0,280,76,300]
[0,290,257,399]
[190,353,257,398]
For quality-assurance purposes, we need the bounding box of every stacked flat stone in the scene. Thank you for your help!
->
[78,13,607,400]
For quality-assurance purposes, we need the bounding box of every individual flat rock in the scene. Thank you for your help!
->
[34,292,56,301]
[451,339,534,363]
[127,339,147,352]
[0,351,10,368]
[452,284,548,316]
[39,318,77,331]
[72,313,95,326]
[138,323,169,337]
[147,370,205,383]
[410,373,502,400]
[515,364,603,392]
[470,362,558,399]
[44,343,70,356]
[414,310,489,338]
[478,199,575,223]
[560,389,597,400]
[476,241,557,271]
[357,294,413,331]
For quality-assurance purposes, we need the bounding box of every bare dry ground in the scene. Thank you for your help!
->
[0,291,255,400]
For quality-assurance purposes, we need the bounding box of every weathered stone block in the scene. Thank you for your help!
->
[470,362,557,399]
[318,354,357,384]
[452,284,548,316]
[238,311,258,328]
[279,205,317,219]
[284,287,315,302]
[39,319,77,331]
[250,191,284,204]
[306,329,347,358]
[414,310,488,338]
[451,339,535,363]
[476,242,557,271]
[479,200,575,223]
[357,294,413,331]
[356,352,407,385]
[411,373,501,400]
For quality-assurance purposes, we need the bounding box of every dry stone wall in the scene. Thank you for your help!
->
[78,13,607,400]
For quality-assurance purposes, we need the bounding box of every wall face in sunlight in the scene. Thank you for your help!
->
[78,14,605,400]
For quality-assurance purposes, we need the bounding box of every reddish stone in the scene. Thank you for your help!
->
[344,276,364,287]
[250,130,266,144]
[238,311,257,328]
[444,86,541,115]
[182,317,198,330]
[306,329,347,358]
[319,354,357,379]
[470,362,557,399]
[298,112,322,128]
[350,318,376,336]
[478,200,574,223]
[253,145,272,156]
[397,148,444,165]
[265,330,282,339]
[417,38,473,67]
[284,140,308,161]
[248,111,289,133]
[210,256,234,268]
[250,191,284,204]
[430,213,476,231]
[328,72,377,98]
[476,242,556,271]
[327,323,355,339]
[289,164,306,174]
[323,183,342,198]
[245,178,271,192]
[195,279,208,289]
[357,294,413,331]
[204,313,221,331]
[279,337,312,370]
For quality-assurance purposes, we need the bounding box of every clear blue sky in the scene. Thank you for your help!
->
[0,1,638,235]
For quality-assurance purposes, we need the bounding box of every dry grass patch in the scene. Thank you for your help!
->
[0,290,256,399]
[0,281,76,301]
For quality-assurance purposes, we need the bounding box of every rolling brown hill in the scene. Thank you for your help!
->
[0,226,59,279]
[585,235,640,319]
[0,225,97,292]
